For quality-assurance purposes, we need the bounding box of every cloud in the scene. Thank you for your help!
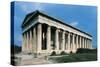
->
[20,2,44,13]
[20,4,28,12]
[20,3,32,13]
[33,3,43,10]
[70,21,79,27]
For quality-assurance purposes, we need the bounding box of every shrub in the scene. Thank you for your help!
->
[11,45,21,54]
[50,51,56,56]
[50,52,97,63]
[60,51,67,55]
[28,52,32,55]
[76,48,88,53]
[76,48,97,53]
[70,51,74,54]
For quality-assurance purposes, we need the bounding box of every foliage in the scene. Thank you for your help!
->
[60,51,67,55]
[50,51,56,56]
[76,48,97,53]
[11,45,21,54]
[49,52,97,63]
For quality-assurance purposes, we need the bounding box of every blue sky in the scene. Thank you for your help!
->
[13,1,97,48]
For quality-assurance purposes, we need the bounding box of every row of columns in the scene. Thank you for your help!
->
[22,27,37,53]
[22,23,92,53]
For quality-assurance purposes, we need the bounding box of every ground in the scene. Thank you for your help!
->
[12,52,97,66]
[12,48,97,65]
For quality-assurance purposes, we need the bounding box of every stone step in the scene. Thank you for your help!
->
[21,56,48,65]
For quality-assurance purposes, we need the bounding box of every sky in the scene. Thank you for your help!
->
[13,1,97,48]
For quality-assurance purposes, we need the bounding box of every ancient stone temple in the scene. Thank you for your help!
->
[21,10,92,55]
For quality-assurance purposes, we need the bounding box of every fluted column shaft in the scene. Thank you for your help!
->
[68,32,70,51]
[29,30,32,52]
[82,37,84,48]
[33,27,36,53]
[37,24,42,53]
[90,40,92,49]
[72,34,75,50]
[47,25,51,52]
[22,34,25,51]
[62,31,65,51]
[26,32,29,52]
[76,35,79,49]
[55,28,59,51]
[79,36,81,48]
[84,38,86,48]
[87,39,89,48]
[66,33,68,50]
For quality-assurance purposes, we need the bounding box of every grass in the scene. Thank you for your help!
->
[49,53,97,63]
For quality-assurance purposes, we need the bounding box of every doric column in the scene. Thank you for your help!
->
[62,31,65,51]
[81,37,83,48]
[23,33,27,51]
[70,33,72,50]
[89,39,91,49]
[47,25,51,52]
[37,23,42,53]
[87,39,89,48]
[74,35,76,50]
[84,38,85,48]
[68,32,70,51]
[29,30,32,52]
[79,36,81,48]
[33,27,36,53]
[22,33,25,51]
[86,38,87,48]
[55,28,59,51]
[25,33,27,51]
[90,40,92,49]
[88,39,90,48]
[26,32,29,52]
[90,40,91,48]
[65,32,68,50]
[72,34,75,50]
[84,38,86,48]
[87,39,88,48]
[82,37,84,48]
[76,35,79,49]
